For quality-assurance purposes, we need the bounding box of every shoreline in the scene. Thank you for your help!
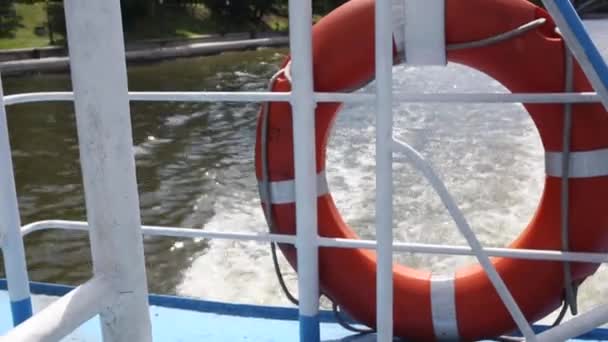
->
[0,34,288,76]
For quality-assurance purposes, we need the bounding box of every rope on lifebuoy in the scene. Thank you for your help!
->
[446,18,547,51]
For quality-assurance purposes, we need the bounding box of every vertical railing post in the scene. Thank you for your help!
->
[0,74,33,326]
[63,0,152,341]
[288,0,320,341]
[375,0,394,340]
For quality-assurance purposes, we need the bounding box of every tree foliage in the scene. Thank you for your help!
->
[3,0,605,47]
[200,0,284,33]
[121,0,159,30]
[313,0,347,15]
[198,0,349,33]
[0,0,21,38]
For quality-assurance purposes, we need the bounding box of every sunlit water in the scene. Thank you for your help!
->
[2,20,608,323]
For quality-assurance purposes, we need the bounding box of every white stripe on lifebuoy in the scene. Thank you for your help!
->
[431,274,459,341]
[258,172,329,204]
[546,148,608,178]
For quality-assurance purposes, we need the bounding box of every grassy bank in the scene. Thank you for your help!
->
[0,3,60,50]
[0,3,287,50]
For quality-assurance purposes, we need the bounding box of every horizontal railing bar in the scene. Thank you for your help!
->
[2,92,291,106]
[4,92,75,106]
[20,220,297,244]
[318,237,608,263]
[0,276,113,341]
[20,220,608,264]
[2,91,602,106]
[128,91,291,103]
[317,91,601,104]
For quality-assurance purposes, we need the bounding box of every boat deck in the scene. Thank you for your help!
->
[2,281,608,341]
[0,281,371,341]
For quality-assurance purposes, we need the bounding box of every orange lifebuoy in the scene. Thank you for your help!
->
[254,0,608,340]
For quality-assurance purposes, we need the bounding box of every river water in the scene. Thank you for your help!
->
[2,20,608,320]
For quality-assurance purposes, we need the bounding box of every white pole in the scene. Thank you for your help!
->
[0,73,32,326]
[1,277,114,341]
[375,0,394,340]
[288,0,320,340]
[63,0,152,341]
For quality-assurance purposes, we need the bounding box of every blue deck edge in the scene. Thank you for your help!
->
[2,279,608,340]
[0,279,340,323]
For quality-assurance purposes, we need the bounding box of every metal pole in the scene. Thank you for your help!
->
[0,73,33,326]
[1,277,114,341]
[375,0,394,340]
[287,0,320,340]
[63,0,152,341]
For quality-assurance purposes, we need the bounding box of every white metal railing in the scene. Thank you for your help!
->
[374,0,394,339]
[1,0,153,341]
[3,91,604,106]
[0,61,31,328]
[287,1,321,340]
[0,0,608,341]
[17,219,608,269]
[62,0,153,340]
[1,277,114,341]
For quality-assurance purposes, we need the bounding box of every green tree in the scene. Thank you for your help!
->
[313,0,347,15]
[121,0,160,30]
[203,0,286,34]
[46,0,65,44]
[0,0,21,38]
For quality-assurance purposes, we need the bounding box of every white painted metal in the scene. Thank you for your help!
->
[19,219,608,264]
[430,275,458,341]
[257,172,329,204]
[3,91,604,107]
[287,0,320,337]
[392,138,537,341]
[129,91,291,104]
[4,92,74,106]
[402,0,447,65]
[546,148,608,178]
[375,0,394,340]
[0,74,31,308]
[63,0,152,340]
[0,277,114,342]
[537,304,608,342]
